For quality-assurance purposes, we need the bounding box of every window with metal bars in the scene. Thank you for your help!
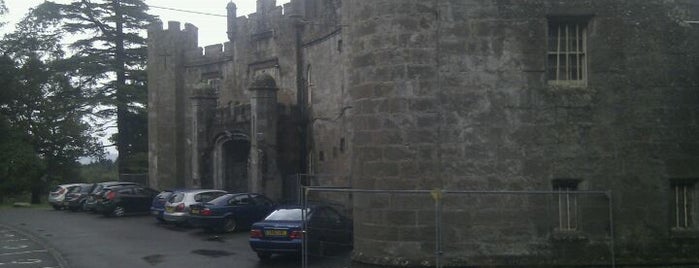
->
[547,18,588,85]
[553,179,580,231]
[672,181,695,230]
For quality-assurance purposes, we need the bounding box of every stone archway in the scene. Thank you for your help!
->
[213,131,250,192]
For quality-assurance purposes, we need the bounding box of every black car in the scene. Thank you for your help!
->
[63,183,97,211]
[83,181,139,212]
[96,185,159,217]
[188,193,276,233]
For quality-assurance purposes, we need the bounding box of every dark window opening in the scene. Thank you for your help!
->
[671,180,696,230]
[547,17,589,85]
[552,178,581,231]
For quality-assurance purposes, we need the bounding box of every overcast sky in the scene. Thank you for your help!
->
[2,0,291,46]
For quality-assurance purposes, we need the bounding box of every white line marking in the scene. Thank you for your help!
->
[0,239,29,242]
[3,245,29,250]
[0,249,48,256]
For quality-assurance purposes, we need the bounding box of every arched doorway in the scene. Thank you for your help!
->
[213,132,250,192]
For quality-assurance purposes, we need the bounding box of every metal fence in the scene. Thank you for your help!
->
[300,187,615,268]
[119,173,148,185]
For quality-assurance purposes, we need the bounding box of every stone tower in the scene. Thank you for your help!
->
[248,74,281,200]
[147,21,198,190]
[345,0,699,266]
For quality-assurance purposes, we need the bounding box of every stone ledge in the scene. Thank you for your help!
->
[670,228,699,239]
[551,229,588,242]
[12,202,31,207]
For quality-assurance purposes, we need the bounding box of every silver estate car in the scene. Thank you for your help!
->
[48,183,84,210]
[162,189,227,225]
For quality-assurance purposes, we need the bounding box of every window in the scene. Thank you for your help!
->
[252,195,274,206]
[547,17,588,85]
[553,179,580,231]
[672,180,696,230]
[229,194,251,206]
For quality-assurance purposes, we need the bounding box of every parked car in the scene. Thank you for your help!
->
[96,185,159,217]
[48,183,84,210]
[249,204,353,259]
[150,189,180,223]
[83,181,139,212]
[62,183,96,211]
[188,193,276,233]
[162,189,227,225]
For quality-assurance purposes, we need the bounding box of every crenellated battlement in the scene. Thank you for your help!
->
[183,42,234,64]
[148,20,198,38]
[147,20,199,52]
[228,0,303,38]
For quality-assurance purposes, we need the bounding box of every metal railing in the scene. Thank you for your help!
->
[300,187,615,268]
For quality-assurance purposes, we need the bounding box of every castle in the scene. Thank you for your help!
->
[147,0,699,266]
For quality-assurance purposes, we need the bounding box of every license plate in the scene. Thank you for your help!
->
[191,209,199,214]
[165,207,174,213]
[264,230,287,236]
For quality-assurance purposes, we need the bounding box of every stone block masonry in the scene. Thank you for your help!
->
[346,0,699,266]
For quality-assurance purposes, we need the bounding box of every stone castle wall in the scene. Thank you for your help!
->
[345,0,699,266]
[148,0,699,266]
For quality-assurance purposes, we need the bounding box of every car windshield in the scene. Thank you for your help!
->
[92,185,104,194]
[207,194,233,206]
[169,193,185,203]
[264,208,310,221]
[156,191,173,200]
[68,186,82,193]
[194,191,225,202]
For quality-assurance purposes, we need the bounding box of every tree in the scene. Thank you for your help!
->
[0,24,99,202]
[28,0,157,174]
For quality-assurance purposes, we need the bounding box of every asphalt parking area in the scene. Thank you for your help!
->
[0,224,65,268]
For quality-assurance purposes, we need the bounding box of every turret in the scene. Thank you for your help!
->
[226,2,237,42]
[256,0,276,14]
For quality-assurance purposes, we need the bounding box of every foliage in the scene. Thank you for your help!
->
[0,0,6,28]
[80,159,118,182]
[27,0,157,173]
[0,15,101,202]
[0,115,44,203]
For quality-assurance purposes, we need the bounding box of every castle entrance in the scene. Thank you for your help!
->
[213,132,250,192]
[221,139,249,192]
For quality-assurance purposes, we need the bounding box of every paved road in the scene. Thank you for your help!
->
[0,221,65,268]
[0,208,353,268]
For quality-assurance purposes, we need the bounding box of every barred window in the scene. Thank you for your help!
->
[547,18,588,85]
[672,181,695,230]
[553,179,580,231]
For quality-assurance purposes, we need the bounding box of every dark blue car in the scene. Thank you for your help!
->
[248,204,353,260]
[188,193,275,233]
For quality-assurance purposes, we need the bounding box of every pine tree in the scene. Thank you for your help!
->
[28,0,157,175]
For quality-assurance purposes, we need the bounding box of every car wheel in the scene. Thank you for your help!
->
[256,252,271,260]
[221,217,237,233]
[112,206,126,217]
[52,205,61,210]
